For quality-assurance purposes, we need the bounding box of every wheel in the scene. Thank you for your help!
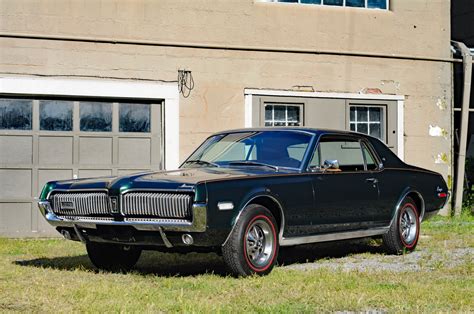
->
[86,242,142,272]
[222,204,279,277]
[383,197,420,254]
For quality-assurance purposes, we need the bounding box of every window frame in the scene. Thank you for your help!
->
[348,104,387,142]
[263,102,304,127]
[262,0,389,10]
[307,134,382,173]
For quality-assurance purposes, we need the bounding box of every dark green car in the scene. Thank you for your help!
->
[38,128,448,276]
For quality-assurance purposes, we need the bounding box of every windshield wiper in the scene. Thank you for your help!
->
[184,160,220,167]
[228,161,279,171]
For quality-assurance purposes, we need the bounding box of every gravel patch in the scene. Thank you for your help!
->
[280,239,473,273]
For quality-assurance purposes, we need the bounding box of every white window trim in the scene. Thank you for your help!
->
[244,89,404,160]
[0,76,180,170]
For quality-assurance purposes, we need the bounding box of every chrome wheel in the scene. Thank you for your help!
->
[399,205,418,245]
[245,219,275,268]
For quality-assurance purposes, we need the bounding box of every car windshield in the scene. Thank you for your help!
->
[182,131,313,170]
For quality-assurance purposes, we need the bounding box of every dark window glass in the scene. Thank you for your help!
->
[323,0,343,6]
[119,103,151,133]
[368,0,387,9]
[362,144,378,170]
[185,131,312,169]
[80,102,112,132]
[0,99,32,130]
[40,100,73,131]
[278,0,298,2]
[312,138,365,171]
[264,104,302,127]
[346,0,364,7]
[301,0,321,4]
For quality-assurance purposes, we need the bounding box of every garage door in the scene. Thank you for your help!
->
[0,97,162,236]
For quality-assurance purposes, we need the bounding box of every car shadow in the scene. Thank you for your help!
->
[277,238,385,266]
[14,238,384,277]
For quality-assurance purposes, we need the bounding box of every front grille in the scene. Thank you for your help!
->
[122,192,192,219]
[51,192,110,216]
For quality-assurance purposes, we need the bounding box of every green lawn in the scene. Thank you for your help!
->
[0,216,473,312]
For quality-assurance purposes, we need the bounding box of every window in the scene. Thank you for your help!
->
[185,131,312,169]
[80,102,112,132]
[265,104,302,127]
[362,142,378,170]
[40,100,73,131]
[265,0,388,9]
[349,106,384,140]
[119,103,151,133]
[310,137,365,171]
[0,99,32,130]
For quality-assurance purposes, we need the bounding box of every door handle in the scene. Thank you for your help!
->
[366,178,378,184]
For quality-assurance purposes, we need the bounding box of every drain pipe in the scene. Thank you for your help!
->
[452,41,473,216]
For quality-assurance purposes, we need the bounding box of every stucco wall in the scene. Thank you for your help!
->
[0,0,453,212]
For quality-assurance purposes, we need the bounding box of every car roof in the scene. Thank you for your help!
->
[212,127,372,139]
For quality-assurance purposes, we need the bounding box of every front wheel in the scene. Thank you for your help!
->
[86,242,142,272]
[222,204,279,277]
[383,197,420,254]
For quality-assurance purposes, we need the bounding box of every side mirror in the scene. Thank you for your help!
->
[322,159,339,170]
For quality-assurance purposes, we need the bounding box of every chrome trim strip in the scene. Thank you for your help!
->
[390,189,426,225]
[46,188,109,200]
[222,194,285,247]
[38,201,207,232]
[279,227,389,246]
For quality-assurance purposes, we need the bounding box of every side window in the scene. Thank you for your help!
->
[310,137,365,172]
[362,143,378,171]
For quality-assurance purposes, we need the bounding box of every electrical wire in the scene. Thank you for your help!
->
[178,70,195,98]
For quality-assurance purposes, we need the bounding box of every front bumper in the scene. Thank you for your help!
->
[38,201,207,233]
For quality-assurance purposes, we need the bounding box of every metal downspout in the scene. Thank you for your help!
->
[452,41,473,215]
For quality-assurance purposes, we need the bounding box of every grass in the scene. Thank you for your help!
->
[0,216,473,313]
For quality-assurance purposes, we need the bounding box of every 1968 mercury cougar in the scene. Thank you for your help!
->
[38,128,449,276]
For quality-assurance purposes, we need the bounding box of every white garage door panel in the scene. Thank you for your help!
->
[38,136,74,164]
[0,169,32,199]
[0,203,31,234]
[0,136,33,164]
[0,98,163,237]
[117,169,148,176]
[79,169,113,178]
[38,169,73,195]
[79,137,113,164]
[119,138,151,165]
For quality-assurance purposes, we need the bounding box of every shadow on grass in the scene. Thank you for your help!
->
[14,238,384,277]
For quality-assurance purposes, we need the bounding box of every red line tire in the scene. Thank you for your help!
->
[222,204,279,277]
[383,197,420,254]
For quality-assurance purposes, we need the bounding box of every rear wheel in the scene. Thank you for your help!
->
[86,242,142,272]
[222,204,279,277]
[383,197,420,254]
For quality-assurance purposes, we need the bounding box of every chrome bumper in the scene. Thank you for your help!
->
[38,201,207,232]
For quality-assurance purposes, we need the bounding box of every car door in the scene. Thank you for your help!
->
[308,135,380,234]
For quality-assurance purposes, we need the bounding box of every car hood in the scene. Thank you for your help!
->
[48,167,296,193]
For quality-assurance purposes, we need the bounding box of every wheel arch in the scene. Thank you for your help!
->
[391,188,425,226]
[222,193,285,246]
